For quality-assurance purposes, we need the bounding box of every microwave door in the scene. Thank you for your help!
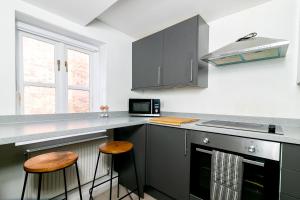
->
[129,100,151,114]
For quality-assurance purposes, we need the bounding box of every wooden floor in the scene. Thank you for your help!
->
[94,185,156,200]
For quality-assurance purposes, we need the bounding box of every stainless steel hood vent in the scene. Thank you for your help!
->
[201,33,290,66]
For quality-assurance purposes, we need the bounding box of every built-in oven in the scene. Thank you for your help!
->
[189,131,280,200]
[129,99,160,117]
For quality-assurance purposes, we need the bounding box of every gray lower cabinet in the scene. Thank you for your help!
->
[113,125,146,197]
[281,144,300,200]
[281,169,300,199]
[146,125,189,200]
[281,194,300,200]
[132,32,163,89]
[282,144,300,172]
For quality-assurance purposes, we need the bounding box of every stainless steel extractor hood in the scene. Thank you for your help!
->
[201,33,290,66]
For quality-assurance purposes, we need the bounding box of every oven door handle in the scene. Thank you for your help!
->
[195,148,265,167]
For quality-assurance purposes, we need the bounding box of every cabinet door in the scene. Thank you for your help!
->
[282,144,300,172]
[281,144,300,199]
[281,194,300,200]
[147,125,189,200]
[114,125,146,197]
[281,169,300,199]
[132,32,163,89]
[162,16,198,86]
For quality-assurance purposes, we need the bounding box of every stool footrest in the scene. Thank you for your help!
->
[118,188,138,200]
[89,175,119,194]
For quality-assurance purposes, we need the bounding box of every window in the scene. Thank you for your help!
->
[67,48,90,113]
[16,22,100,114]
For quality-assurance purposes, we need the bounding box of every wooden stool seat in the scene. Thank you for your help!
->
[24,151,78,173]
[99,141,133,155]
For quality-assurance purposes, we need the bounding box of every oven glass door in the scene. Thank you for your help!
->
[129,99,152,114]
[190,144,280,200]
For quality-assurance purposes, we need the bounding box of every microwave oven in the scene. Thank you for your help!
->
[129,99,160,117]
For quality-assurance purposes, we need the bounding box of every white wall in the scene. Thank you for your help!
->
[0,1,17,115]
[129,0,300,119]
[0,0,134,115]
[1,0,300,119]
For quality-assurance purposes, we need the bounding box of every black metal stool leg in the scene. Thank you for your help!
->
[37,173,42,200]
[109,155,114,200]
[75,162,83,200]
[21,172,28,200]
[89,152,100,200]
[63,169,68,200]
[118,149,141,200]
[132,150,141,200]
[117,175,120,198]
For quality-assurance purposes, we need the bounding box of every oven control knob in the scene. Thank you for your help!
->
[248,145,256,153]
[203,137,209,144]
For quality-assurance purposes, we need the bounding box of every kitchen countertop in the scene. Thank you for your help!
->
[0,115,147,145]
[0,112,300,146]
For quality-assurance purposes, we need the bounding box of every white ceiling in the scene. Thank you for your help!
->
[98,0,270,39]
[22,0,119,26]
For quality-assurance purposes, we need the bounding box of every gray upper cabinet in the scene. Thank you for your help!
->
[146,125,189,200]
[132,15,208,90]
[162,16,200,86]
[132,32,163,89]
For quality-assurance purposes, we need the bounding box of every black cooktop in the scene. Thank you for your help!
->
[196,120,283,135]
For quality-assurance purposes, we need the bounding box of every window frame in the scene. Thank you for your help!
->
[65,45,93,113]
[16,22,100,114]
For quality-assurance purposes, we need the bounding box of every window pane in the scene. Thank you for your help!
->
[67,49,89,88]
[24,86,55,114]
[23,36,55,83]
[68,90,89,113]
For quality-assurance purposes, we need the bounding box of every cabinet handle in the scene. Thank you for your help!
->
[157,66,161,85]
[190,59,193,82]
[65,61,68,72]
[184,131,187,156]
